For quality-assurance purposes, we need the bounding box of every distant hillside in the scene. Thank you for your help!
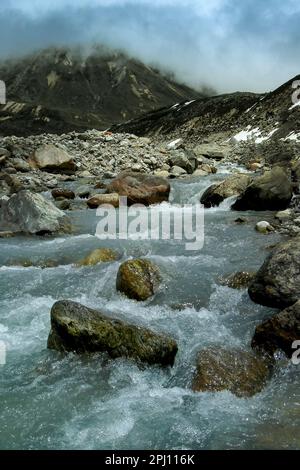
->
[111,76,300,145]
[0,46,203,136]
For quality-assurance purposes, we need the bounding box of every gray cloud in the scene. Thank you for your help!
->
[0,0,299,93]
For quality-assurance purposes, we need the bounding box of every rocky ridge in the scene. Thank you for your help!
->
[0,46,202,137]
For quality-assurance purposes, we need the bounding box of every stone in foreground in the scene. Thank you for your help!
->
[48,300,178,366]
[248,236,300,308]
[252,301,300,358]
[192,348,271,397]
[0,190,70,235]
[117,259,161,301]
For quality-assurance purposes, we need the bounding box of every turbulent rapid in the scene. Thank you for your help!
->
[0,171,299,450]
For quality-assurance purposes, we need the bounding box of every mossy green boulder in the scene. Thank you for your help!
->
[47,300,178,367]
[77,248,119,267]
[116,259,161,301]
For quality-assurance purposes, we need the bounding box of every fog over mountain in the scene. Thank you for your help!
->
[1,0,300,93]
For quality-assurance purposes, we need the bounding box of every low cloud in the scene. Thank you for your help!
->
[0,0,299,93]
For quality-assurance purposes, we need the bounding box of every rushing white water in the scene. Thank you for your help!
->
[0,172,299,450]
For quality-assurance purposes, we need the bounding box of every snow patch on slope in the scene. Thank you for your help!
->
[282,131,300,142]
[232,126,279,144]
[289,101,300,111]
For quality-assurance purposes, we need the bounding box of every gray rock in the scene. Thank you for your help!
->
[201,174,251,208]
[275,209,293,221]
[252,301,300,358]
[170,166,187,178]
[55,199,71,211]
[48,300,178,367]
[10,158,30,173]
[232,167,293,211]
[249,236,300,308]
[75,185,92,198]
[255,221,275,234]
[169,150,197,174]
[0,190,70,234]
[193,143,230,160]
[192,169,209,177]
[153,170,170,178]
[30,144,77,173]
[0,148,11,158]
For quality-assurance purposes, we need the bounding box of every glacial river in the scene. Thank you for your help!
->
[0,169,299,449]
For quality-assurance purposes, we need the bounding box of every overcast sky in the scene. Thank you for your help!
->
[0,0,299,93]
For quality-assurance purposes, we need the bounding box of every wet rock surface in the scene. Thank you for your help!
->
[0,190,70,235]
[252,300,300,358]
[201,174,251,208]
[232,167,293,211]
[116,259,161,301]
[192,347,272,398]
[249,236,300,309]
[48,300,178,367]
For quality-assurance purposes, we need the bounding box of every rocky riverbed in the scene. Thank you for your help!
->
[0,130,300,449]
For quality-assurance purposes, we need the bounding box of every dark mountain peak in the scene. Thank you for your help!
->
[0,46,203,137]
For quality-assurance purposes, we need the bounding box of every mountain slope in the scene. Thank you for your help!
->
[111,75,300,145]
[0,47,202,137]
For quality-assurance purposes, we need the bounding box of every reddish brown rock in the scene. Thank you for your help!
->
[107,172,170,206]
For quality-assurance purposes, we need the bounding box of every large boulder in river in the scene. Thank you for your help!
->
[192,348,271,397]
[107,172,170,206]
[200,174,251,208]
[29,144,76,173]
[0,190,70,234]
[232,167,293,211]
[248,236,300,309]
[47,300,177,366]
[117,259,161,301]
[252,301,300,358]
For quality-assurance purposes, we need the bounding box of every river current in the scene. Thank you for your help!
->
[0,169,299,449]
